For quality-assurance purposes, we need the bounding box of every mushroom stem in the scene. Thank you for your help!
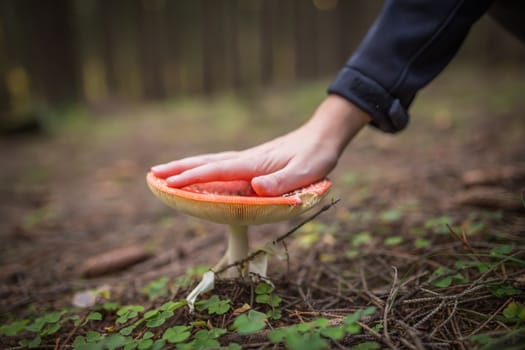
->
[225,224,249,277]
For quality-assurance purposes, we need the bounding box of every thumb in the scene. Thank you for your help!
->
[251,172,288,197]
[252,158,334,196]
[252,166,312,196]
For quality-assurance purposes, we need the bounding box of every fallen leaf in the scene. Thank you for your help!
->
[232,303,251,316]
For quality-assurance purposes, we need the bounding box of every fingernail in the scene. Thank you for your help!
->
[151,164,167,172]
[166,176,180,186]
[252,177,273,196]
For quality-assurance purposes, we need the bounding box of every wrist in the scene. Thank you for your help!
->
[305,94,371,155]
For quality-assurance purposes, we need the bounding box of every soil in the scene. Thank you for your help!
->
[1,64,524,349]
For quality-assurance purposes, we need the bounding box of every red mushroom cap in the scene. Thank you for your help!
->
[146,172,331,225]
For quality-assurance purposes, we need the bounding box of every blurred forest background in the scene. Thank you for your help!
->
[1,0,525,132]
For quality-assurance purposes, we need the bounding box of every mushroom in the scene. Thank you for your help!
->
[146,172,331,278]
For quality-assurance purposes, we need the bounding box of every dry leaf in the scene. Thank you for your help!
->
[232,303,251,316]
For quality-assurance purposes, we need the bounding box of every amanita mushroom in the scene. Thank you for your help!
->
[146,172,331,278]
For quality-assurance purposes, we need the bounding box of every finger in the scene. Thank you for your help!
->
[165,157,269,188]
[151,151,239,178]
[251,159,331,196]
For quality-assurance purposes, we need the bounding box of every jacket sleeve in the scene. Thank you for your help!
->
[328,0,493,133]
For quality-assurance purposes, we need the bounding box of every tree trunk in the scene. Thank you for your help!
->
[138,0,165,100]
[100,0,118,97]
[259,0,273,86]
[228,0,241,90]
[294,0,318,80]
[23,0,79,104]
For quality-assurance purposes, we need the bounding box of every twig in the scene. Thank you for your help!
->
[446,224,476,255]
[215,198,340,275]
[298,286,314,311]
[422,342,450,348]
[419,287,441,296]
[307,282,356,304]
[430,299,458,338]
[399,338,419,350]
[358,321,398,350]
[414,299,446,328]
[467,299,511,337]
[359,263,385,308]
[383,266,398,347]
[58,313,87,350]
[323,266,383,309]
[454,293,497,304]
[399,271,430,290]
[450,313,467,350]
[396,270,460,306]
[394,319,425,350]
[402,284,486,304]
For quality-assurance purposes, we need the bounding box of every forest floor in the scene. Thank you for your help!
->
[1,63,525,349]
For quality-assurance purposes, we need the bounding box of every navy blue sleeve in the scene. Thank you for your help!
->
[328,0,493,133]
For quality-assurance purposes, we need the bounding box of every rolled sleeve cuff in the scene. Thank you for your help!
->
[328,66,410,133]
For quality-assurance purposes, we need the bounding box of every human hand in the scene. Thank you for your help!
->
[152,128,338,196]
[151,95,371,196]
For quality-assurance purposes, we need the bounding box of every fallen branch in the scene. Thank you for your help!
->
[461,165,525,187]
[451,186,524,211]
[80,245,153,278]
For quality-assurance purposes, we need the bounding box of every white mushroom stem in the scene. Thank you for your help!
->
[225,224,249,277]
[212,224,272,278]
